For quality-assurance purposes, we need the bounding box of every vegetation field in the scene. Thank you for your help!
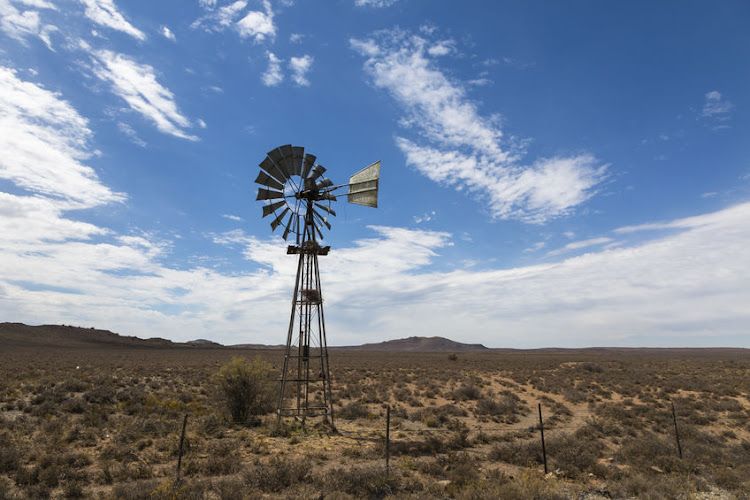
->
[1,341,750,499]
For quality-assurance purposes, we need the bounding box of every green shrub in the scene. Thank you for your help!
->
[213,356,275,424]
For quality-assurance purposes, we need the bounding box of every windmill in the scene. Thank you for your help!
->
[255,144,380,428]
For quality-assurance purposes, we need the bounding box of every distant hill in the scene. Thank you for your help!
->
[0,323,181,349]
[338,336,488,352]
[186,339,223,347]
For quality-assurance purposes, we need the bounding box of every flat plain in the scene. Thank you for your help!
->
[1,325,749,499]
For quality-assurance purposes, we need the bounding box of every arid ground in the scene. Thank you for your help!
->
[1,324,749,499]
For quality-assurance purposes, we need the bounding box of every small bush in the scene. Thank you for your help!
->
[213,356,275,424]
[244,456,311,492]
[489,439,542,467]
[322,465,399,497]
[451,383,482,401]
[337,400,370,420]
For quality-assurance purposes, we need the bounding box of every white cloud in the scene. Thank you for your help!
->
[547,236,613,256]
[79,0,145,41]
[289,54,312,86]
[354,0,399,7]
[427,40,454,57]
[117,121,146,147]
[413,210,436,224]
[160,25,175,41]
[0,0,58,48]
[396,139,605,222]
[0,192,109,243]
[701,90,733,120]
[524,241,546,253]
[236,0,274,42]
[289,33,303,43]
[614,205,744,234]
[352,29,606,222]
[0,66,125,208]
[89,50,198,140]
[1,198,749,346]
[261,51,282,86]
[468,78,491,87]
[191,0,246,31]
[222,214,243,221]
[199,0,216,8]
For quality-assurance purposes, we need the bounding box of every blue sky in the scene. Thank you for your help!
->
[1,0,748,347]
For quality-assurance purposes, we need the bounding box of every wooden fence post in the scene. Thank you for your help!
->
[538,403,548,474]
[385,406,391,476]
[671,402,683,459]
[176,413,188,483]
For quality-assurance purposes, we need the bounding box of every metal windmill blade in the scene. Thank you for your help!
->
[270,207,290,231]
[301,153,316,179]
[291,146,304,176]
[259,156,287,185]
[262,200,286,218]
[255,170,284,191]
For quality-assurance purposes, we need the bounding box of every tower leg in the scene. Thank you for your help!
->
[276,244,334,429]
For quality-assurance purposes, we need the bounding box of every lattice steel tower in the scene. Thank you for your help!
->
[254,144,380,428]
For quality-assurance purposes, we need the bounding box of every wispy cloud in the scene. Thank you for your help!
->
[117,121,146,147]
[413,210,436,224]
[191,0,275,43]
[160,25,175,41]
[351,29,606,223]
[88,49,198,140]
[701,90,733,120]
[547,236,613,256]
[222,214,243,222]
[0,66,125,208]
[191,0,247,32]
[700,90,734,131]
[0,0,58,49]
[79,0,145,41]
[261,51,282,86]
[289,54,312,86]
[354,0,400,7]
[614,204,744,234]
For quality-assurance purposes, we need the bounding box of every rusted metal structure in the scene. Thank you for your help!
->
[255,144,379,428]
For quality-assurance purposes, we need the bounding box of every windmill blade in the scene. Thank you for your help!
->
[255,171,284,191]
[278,144,295,175]
[314,202,336,217]
[347,160,380,208]
[257,188,284,201]
[291,146,304,176]
[262,200,286,218]
[313,209,332,230]
[301,153,316,179]
[270,207,290,231]
[267,146,292,178]
[321,192,338,202]
[314,223,324,240]
[260,157,288,184]
[308,164,326,182]
[282,213,295,240]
